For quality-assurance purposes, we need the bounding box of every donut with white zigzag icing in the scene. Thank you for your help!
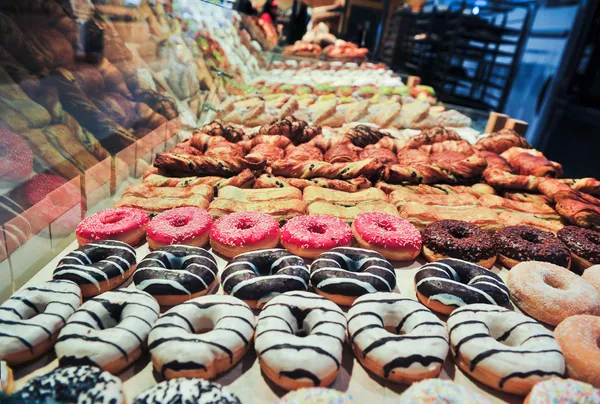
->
[414,258,510,315]
[134,245,218,306]
[53,240,137,298]
[221,248,309,308]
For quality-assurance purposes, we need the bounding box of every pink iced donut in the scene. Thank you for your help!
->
[281,215,352,259]
[352,212,422,261]
[0,128,33,183]
[147,207,213,250]
[76,207,149,247]
[210,211,280,258]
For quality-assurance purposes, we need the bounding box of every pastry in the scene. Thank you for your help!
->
[76,207,149,247]
[208,198,307,222]
[554,316,600,388]
[307,201,399,223]
[398,202,503,232]
[281,215,352,259]
[115,194,211,213]
[254,174,371,193]
[218,186,302,202]
[303,186,387,207]
[210,211,280,258]
[146,207,213,250]
[134,378,242,404]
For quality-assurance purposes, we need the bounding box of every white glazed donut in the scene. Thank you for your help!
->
[0,279,81,365]
[133,378,242,404]
[255,291,347,390]
[399,379,490,404]
[347,292,449,383]
[148,294,255,380]
[447,304,566,395]
[55,289,159,374]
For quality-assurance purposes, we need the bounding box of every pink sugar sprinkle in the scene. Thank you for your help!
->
[281,215,352,249]
[76,207,149,239]
[354,212,422,249]
[147,207,212,244]
[210,211,279,247]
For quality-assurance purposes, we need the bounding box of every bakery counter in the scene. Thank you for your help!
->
[10,238,522,404]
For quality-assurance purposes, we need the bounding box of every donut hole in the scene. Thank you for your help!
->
[521,231,541,244]
[543,274,569,290]
[236,219,256,230]
[101,212,124,224]
[448,227,471,239]
[384,325,404,335]
[307,223,327,234]
[169,216,191,228]
[194,318,215,334]
[295,328,309,337]
[376,220,395,232]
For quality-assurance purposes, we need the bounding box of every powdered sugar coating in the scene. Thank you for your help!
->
[527,379,600,404]
[147,207,212,244]
[281,215,352,249]
[353,212,421,249]
[210,211,279,247]
[76,207,149,240]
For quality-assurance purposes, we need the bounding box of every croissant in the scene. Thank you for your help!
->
[554,190,600,229]
[218,186,302,202]
[247,135,292,149]
[324,143,359,164]
[270,158,382,180]
[477,151,513,172]
[307,201,399,223]
[171,142,203,157]
[246,144,284,165]
[190,131,234,152]
[346,125,388,147]
[208,198,307,222]
[478,194,558,219]
[498,211,564,233]
[406,126,462,149]
[396,149,430,165]
[390,189,480,208]
[384,154,487,185]
[359,145,397,164]
[419,140,474,156]
[115,194,210,213]
[259,115,321,145]
[475,129,531,154]
[124,183,214,200]
[502,192,551,205]
[371,136,408,154]
[303,186,387,207]
[154,152,265,177]
[285,144,324,161]
[398,202,503,232]
[376,182,495,197]
[253,174,371,192]
[483,168,541,191]
[559,178,600,196]
[306,134,350,152]
[500,147,563,178]
[204,142,247,159]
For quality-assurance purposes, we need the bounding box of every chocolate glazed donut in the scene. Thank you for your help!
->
[557,226,600,273]
[221,248,310,308]
[422,220,497,269]
[414,258,511,315]
[494,225,571,269]
[310,247,396,306]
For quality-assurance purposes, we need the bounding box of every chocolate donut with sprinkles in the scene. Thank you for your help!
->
[414,258,510,315]
[134,245,218,306]
[55,289,159,374]
[310,247,396,306]
[134,378,242,404]
[557,226,600,272]
[148,295,255,380]
[53,240,137,298]
[0,279,81,366]
[448,304,565,395]
[12,365,124,404]
[347,292,449,383]
[254,291,347,390]
[221,248,309,308]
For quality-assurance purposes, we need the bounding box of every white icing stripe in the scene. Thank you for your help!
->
[181,255,216,265]
[186,263,217,278]
[222,270,256,287]
[71,251,93,264]
[312,258,339,266]
[53,269,102,289]
[142,258,166,267]
[364,265,396,278]
[470,281,510,297]
[99,260,125,275]
[235,248,283,258]
[137,279,191,294]
[311,267,391,290]
[230,275,307,296]
[416,277,497,305]
[283,265,310,273]
[469,275,506,287]
[61,256,86,265]
[107,255,132,266]
[136,267,208,288]
[272,255,300,268]
[226,261,259,274]
[87,243,135,254]
[55,264,110,280]
[316,277,377,293]
[421,262,458,279]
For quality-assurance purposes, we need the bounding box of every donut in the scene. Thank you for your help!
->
[76,207,149,247]
[0,128,33,183]
[209,211,280,258]
[448,304,566,395]
[281,215,352,259]
[554,315,600,388]
[134,378,242,404]
[422,220,497,269]
[0,279,81,365]
[398,379,490,404]
[557,226,600,272]
[414,258,510,315]
[351,212,421,261]
[146,207,213,250]
[53,240,137,298]
[507,261,600,326]
[347,292,448,383]
[525,379,600,403]
[148,295,254,380]
[493,225,571,269]
[0,361,14,395]
[310,247,397,306]
[582,265,600,292]
[0,194,31,255]
[134,245,218,306]
[277,388,359,404]
[12,365,123,403]
[55,289,159,374]
[221,248,309,308]
[255,291,347,390]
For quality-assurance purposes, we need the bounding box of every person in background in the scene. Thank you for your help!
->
[237,0,257,15]
[260,0,279,25]
[288,0,310,44]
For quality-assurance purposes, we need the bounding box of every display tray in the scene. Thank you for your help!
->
[12,240,524,404]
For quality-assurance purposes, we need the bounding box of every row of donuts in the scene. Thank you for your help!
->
[1,278,599,401]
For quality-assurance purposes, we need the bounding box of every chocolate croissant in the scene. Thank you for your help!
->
[500,147,563,178]
[254,174,371,192]
[259,115,321,145]
[406,126,462,149]
[201,119,245,143]
[346,125,388,148]
[154,152,265,177]
[554,190,600,229]
[270,158,382,180]
[383,154,487,185]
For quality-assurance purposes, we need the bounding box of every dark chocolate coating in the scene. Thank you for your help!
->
[494,225,571,268]
[423,220,496,262]
[557,226,600,266]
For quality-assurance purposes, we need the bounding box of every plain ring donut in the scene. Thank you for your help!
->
[134,245,218,306]
[507,261,600,326]
[347,292,449,383]
[54,240,137,298]
[0,280,81,365]
[148,295,255,380]
[310,247,397,306]
[414,258,511,315]
[221,248,309,308]
[55,289,159,374]
[448,304,565,395]
[255,291,347,390]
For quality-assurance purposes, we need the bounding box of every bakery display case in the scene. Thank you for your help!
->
[2,1,600,404]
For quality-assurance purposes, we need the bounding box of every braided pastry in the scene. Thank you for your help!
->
[500,147,563,178]
[370,136,408,153]
[554,190,600,229]
[502,192,551,205]
[154,153,265,177]
[254,174,371,192]
[376,182,495,196]
[258,115,321,145]
[346,125,388,148]
[201,119,245,143]
[406,126,462,149]
[478,151,540,191]
[419,140,474,156]
[270,158,382,180]
[475,129,532,154]
[189,131,236,152]
[383,154,487,185]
